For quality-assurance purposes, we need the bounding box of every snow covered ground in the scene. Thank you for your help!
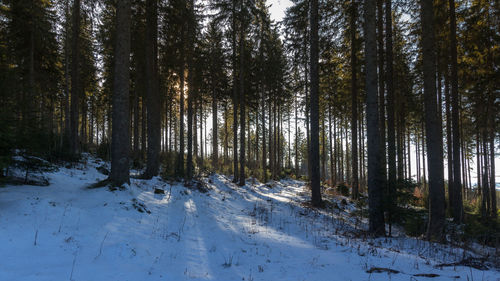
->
[0,156,498,281]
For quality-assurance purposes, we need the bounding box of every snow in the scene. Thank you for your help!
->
[0,156,499,281]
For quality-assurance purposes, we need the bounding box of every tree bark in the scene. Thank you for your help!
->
[490,133,497,217]
[365,0,385,236]
[421,0,445,241]
[239,23,246,186]
[377,0,387,191]
[177,23,186,177]
[232,0,238,183]
[385,0,397,217]
[449,0,463,223]
[144,0,161,179]
[309,0,322,207]
[69,0,81,157]
[350,0,359,199]
[186,0,195,182]
[110,0,131,186]
[212,88,218,171]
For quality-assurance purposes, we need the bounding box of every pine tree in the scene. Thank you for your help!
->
[109,0,131,186]
[144,0,161,179]
[309,0,322,207]
[421,0,445,241]
[365,0,385,236]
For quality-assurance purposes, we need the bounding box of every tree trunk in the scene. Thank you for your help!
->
[186,0,195,182]
[385,0,397,215]
[133,88,140,157]
[177,26,186,177]
[490,133,497,217]
[365,0,385,236]
[69,0,81,157]
[232,0,238,183]
[141,95,146,159]
[64,0,71,145]
[239,24,246,186]
[449,0,463,223]
[309,0,322,207]
[445,69,454,206]
[110,0,131,186]
[350,0,359,199]
[377,0,387,192]
[224,103,229,165]
[295,96,299,177]
[144,0,161,179]
[262,91,267,182]
[328,103,334,186]
[212,87,218,171]
[421,0,445,241]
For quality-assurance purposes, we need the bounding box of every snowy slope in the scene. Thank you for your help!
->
[0,157,498,281]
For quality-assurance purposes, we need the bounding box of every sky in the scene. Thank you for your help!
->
[268,0,293,23]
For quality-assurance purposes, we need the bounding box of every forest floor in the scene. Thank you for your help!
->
[0,155,499,281]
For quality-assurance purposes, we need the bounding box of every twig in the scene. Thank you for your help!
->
[69,251,77,281]
[34,229,38,246]
[96,231,109,258]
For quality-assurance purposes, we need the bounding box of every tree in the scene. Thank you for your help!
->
[350,0,359,200]
[420,0,445,241]
[186,0,196,182]
[365,0,385,236]
[385,0,396,216]
[144,0,161,179]
[109,0,131,186]
[448,0,463,223]
[309,0,322,207]
[69,0,81,157]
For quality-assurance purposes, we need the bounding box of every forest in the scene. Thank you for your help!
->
[0,0,499,280]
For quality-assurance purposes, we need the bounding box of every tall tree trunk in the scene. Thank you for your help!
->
[377,0,387,191]
[449,0,463,223]
[482,137,490,216]
[407,130,411,179]
[200,102,204,166]
[385,0,397,215]
[193,102,197,159]
[141,95,146,159]
[133,88,140,157]
[64,0,71,144]
[490,133,497,217]
[186,0,195,182]
[360,109,366,189]
[144,0,160,179]
[416,133,420,184]
[239,24,246,186]
[365,0,385,236]
[334,115,338,182]
[328,103,334,186]
[212,88,218,171]
[422,122,426,190]
[321,114,326,181]
[288,109,291,169]
[224,103,228,165]
[69,0,81,157]
[350,0,359,199]
[309,0,322,207]
[110,0,131,186]
[177,26,186,177]
[445,69,453,205]
[232,0,238,183]
[421,0,445,241]
[269,99,273,180]
[262,91,267,182]
[295,96,299,177]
